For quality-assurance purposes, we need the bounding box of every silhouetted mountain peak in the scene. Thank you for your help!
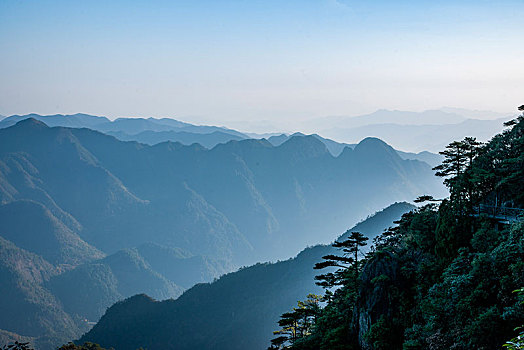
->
[290,132,306,137]
[236,138,273,147]
[13,117,49,129]
[279,135,330,158]
[213,138,273,153]
[151,140,205,152]
[353,137,399,160]
[114,293,157,311]
[356,136,388,147]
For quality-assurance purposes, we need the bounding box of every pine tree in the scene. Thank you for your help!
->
[314,231,368,300]
[269,294,322,349]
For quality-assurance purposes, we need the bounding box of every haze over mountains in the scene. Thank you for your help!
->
[2,0,522,347]
[300,109,513,152]
[0,117,445,262]
[0,113,445,167]
[0,108,511,154]
[80,202,415,350]
[0,110,509,349]
[0,114,447,348]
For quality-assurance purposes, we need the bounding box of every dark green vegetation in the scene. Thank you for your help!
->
[1,341,112,350]
[504,288,524,349]
[1,341,33,350]
[0,116,443,349]
[79,202,414,350]
[56,343,111,350]
[270,108,524,349]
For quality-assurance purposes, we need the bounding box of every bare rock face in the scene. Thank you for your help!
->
[355,250,402,349]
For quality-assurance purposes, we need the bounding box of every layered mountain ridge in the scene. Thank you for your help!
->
[0,117,445,349]
[0,113,446,165]
[80,202,415,350]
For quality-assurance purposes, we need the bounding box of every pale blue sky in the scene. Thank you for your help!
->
[0,0,522,131]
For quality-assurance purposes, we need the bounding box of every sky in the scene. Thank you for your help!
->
[0,0,523,132]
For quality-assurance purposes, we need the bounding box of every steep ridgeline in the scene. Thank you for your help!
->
[267,133,443,167]
[0,118,252,263]
[105,129,246,149]
[46,243,230,322]
[0,237,78,350]
[0,113,246,136]
[80,202,415,350]
[0,119,445,264]
[0,200,104,267]
[46,247,184,322]
[0,113,445,167]
[0,114,247,146]
[264,109,524,349]
[0,234,226,349]
[0,118,442,349]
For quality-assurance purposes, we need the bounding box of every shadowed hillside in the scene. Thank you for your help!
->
[79,202,414,350]
[0,119,444,349]
[0,119,444,263]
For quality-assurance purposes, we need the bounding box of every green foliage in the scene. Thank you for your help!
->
[276,106,524,350]
[313,231,368,292]
[504,288,524,350]
[271,232,369,349]
[1,342,33,350]
[270,294,322,349]
[57,342,113,350]
[364,316,398,350]
[76,203,411,350]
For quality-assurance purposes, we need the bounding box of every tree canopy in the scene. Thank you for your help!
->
[270,105,524,350]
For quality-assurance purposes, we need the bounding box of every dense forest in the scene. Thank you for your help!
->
[269,106,524,350]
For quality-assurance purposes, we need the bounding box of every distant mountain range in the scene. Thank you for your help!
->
[0,113,444,166]
[321,117,511,153]
[301,109,513,152]
[0,113,246,138]
[1,109,509,162]
[80,202,415,350]
[105,129,246,149]
[0,117,445,348]
[266,132,443,166]
[0,118,445,263]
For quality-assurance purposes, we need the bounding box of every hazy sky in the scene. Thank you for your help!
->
[1,0,523,131]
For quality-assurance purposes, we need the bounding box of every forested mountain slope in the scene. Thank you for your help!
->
[0,118,443,349]
[80,109,524,350]
[0,237,79,350]
[267,108,524,350]
[0,118,444,263]
[0,200,104,266]
[80,202,414,350]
